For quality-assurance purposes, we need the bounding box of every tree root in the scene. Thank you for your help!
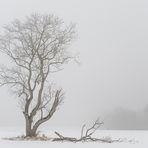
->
[3,134,50,141]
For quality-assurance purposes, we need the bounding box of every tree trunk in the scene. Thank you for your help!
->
[25,117,36,137]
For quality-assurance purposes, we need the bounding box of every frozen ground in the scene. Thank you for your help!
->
[0,127,148,148]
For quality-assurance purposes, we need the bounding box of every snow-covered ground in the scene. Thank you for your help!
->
[0,128,148,148]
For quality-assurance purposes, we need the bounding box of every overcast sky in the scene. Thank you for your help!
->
[0,0,148,130]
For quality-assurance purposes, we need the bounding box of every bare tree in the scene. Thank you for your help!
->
[0,13,75,137]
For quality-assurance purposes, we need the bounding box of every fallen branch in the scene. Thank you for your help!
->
[53,118,120,143]
[53,131,117,143]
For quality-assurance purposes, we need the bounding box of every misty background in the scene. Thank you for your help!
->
[0,0,148,130]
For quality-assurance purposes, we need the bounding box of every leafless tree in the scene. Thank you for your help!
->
[0,13,75,137]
